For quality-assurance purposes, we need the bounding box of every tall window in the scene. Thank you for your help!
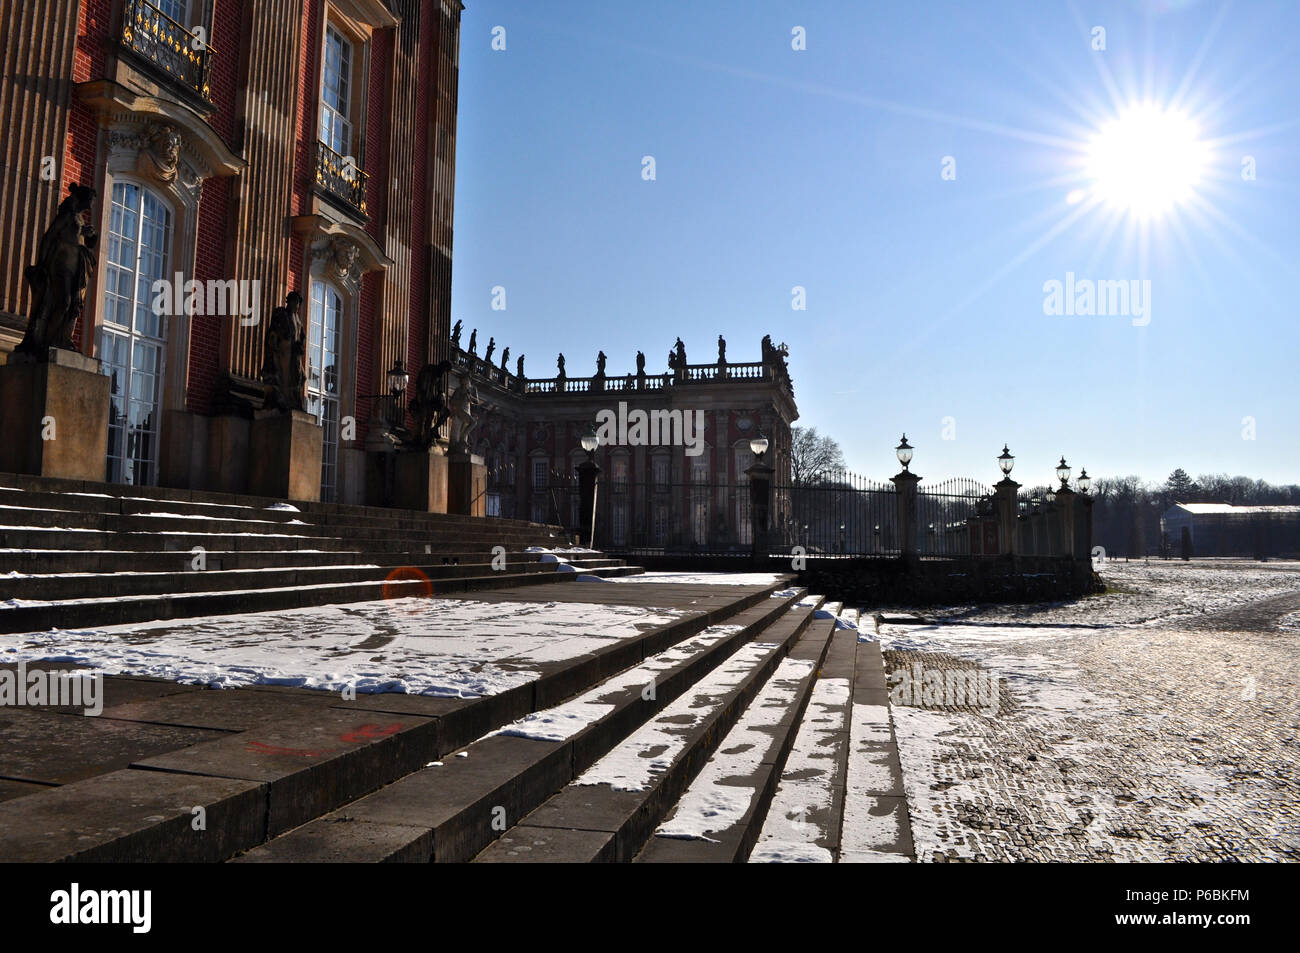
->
[652,454,670,490]
[156,0,188,22]
[100,181,170,486]
[308,280,343,501]
[319,26,353,156]
[532,458,548,489]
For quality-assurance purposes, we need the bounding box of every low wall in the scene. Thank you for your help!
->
[619,552,1102,606]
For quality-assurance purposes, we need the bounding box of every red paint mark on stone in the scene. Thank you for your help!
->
[340,723,404,743]
[246,740,330,757]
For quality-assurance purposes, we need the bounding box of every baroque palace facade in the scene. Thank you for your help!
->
[0,0,461,503]
[0,0,798,523]
[444,333,798,549]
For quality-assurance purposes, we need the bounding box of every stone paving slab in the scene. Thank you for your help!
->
[231,817,435,863]
[0,768,265,862]
[0,709,225,785]
[474,824,618,863]
[133,709,438,835]
[0,778,51,804]
[101,685,338,731]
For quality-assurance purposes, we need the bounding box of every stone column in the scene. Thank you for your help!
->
[891,469,920,557]
[1055,487,1077,558]
[994,477,1021,555]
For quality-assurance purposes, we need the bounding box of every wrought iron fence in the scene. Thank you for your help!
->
[917,477,996,556]
[121,0,214,102]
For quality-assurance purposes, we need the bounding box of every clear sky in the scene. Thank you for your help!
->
[449,0,1300,486]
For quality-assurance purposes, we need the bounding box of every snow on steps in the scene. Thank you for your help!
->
[233,586,812,863]
[0,578,790,862]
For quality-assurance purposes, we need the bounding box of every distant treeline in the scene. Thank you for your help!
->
[1020,471,1300,558]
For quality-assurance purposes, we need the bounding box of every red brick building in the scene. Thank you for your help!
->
[0,0,461,503]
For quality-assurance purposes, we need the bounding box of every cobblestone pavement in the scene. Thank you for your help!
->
[871,560,1300,862]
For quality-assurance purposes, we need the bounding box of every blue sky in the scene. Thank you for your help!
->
[449,0,1300,486]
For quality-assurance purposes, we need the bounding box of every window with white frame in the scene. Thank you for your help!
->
[308,280,344,501]
[100,180,170,486]
[319,25,353,156]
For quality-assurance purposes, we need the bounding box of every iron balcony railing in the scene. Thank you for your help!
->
[315,140,369,216]
[120,0,215,103]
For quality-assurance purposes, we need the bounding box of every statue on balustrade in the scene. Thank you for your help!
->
[717,334,727,366]
[556,352,566,382]
[451,319,462,349]
[447,379,479,453]
[259,291,307,413]
[674,337,687,368]
[407,359,453,449]
[467,329,477,355]
[500,346,510,371]
[516,354,525,380]
[484,337,495,365]
[15,184,100,359]
[636,350,646,388]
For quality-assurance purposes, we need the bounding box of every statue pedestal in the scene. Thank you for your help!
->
[0,348,110,481]
[447,451,486,517]
[394,445,449,513]
[248,409,322,501]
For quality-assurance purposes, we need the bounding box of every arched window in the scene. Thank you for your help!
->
[99,180,171,485]
[308,280,344,500]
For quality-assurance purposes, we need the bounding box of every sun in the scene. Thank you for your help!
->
[1084,102,1210,221]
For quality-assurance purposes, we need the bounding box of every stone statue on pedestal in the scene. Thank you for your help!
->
[408,359,453,449]
[500,346,509,370]
[556,353,566,381]
[484,336,495,364]
[717,334,727,365]
[15,184,99,359]
[467,329,477,355]
[516,354,525,380]
[259,292,306,413]
[451,319,462,349]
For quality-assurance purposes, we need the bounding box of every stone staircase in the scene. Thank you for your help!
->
[0,470,642,634]
[0,574,911,862]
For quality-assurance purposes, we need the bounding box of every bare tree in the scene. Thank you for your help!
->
[790,426,846,485]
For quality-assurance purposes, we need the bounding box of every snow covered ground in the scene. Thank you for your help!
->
[870,559,1300,861]
[1,597,685,698]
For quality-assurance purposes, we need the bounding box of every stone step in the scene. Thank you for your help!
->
[0,547,559,574]
[0,568,573,634]
[0,472,564,537]
[0,509,567,547]
[748,613,915,863]
[0,526,557,554]
[0,580,788,861]
[634,605,840,862]
[473,596,827,863]
[0,558,562,602]
[231,587,813,863]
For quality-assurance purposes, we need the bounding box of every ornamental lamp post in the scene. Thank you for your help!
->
[896,434,914,471]
[891,434,920,556]
[1055,455,1072,488]
[577,423,601,548]
[746,432,775,562]
[1077,468,1091,494]
[994,444,1020,556]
